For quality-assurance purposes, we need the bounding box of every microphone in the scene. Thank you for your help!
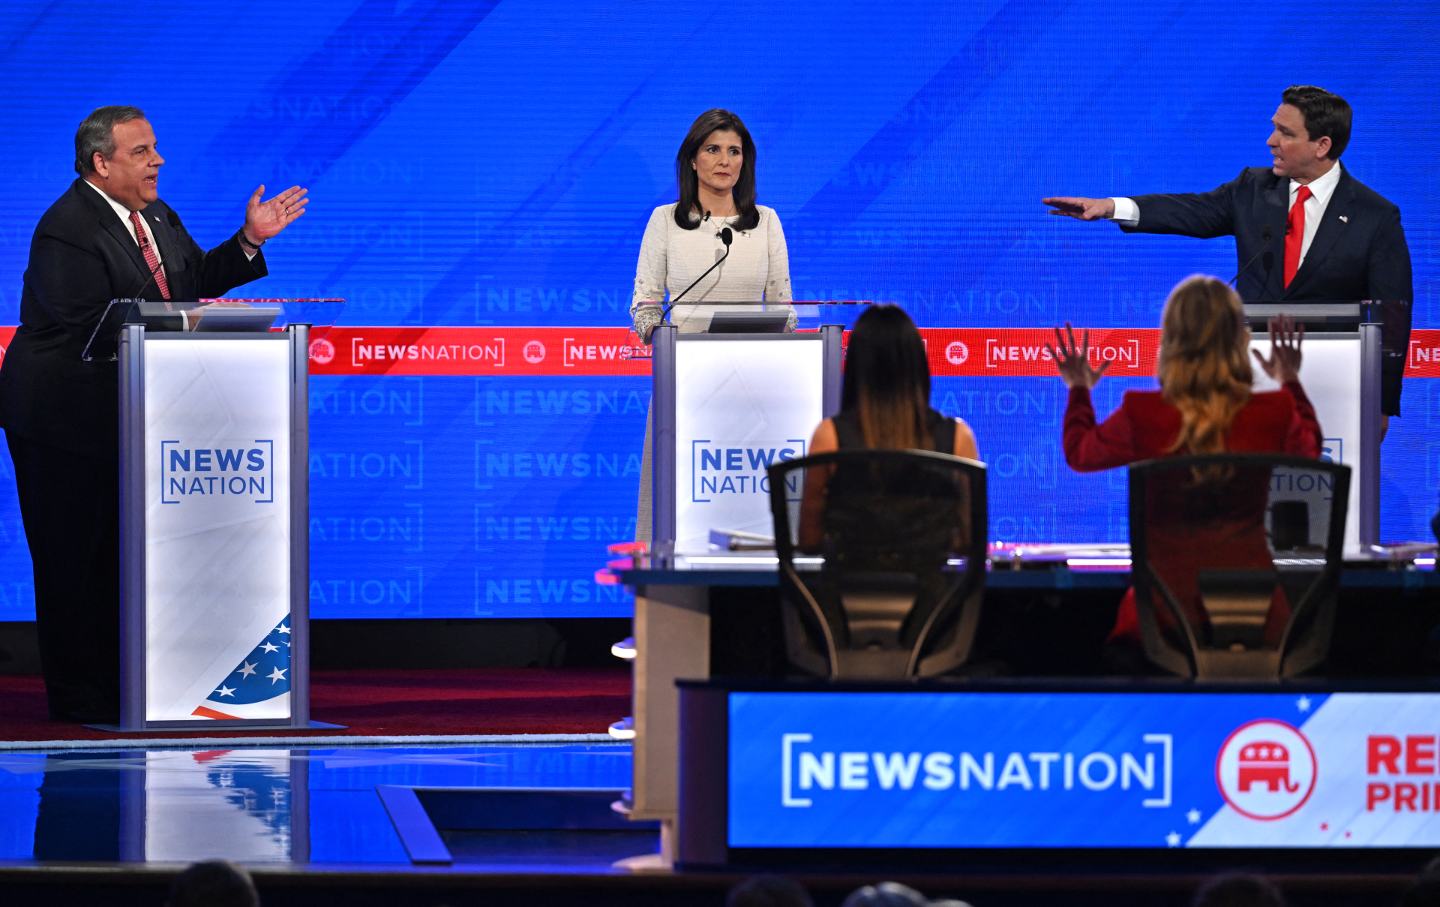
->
[659,227,733,325]
[127,248,166,300]
[1228,225,1274,289]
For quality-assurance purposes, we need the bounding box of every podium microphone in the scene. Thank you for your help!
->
[1229,225,1274,289]
[127,255,166,301]
[660,227,733,324]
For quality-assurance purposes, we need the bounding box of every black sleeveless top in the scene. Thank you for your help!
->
[831,408,957,453]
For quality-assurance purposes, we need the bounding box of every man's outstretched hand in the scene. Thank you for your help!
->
[1042,196,1115,221]
[242,184,309,245]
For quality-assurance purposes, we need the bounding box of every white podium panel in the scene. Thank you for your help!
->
[141,339,293,722]
[672,338,825,552]
[1250,335,1369,552]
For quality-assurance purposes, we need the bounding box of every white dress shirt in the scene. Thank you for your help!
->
[84,178,165,268]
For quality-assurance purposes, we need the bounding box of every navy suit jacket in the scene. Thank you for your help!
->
[1125,165,1413,415]
[0,179,267,455]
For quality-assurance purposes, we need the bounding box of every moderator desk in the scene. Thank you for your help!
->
[602,546,1440,859]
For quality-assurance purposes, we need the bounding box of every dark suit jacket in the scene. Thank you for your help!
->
[1125,165,1413,414]
[0,179,267,456]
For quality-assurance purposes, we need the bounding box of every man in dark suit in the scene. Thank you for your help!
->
[0,106,308,722]
[1043,85,1413,418]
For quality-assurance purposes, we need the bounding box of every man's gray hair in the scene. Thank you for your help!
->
[74,106,147,176]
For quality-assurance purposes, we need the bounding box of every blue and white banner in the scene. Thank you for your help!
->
[143,338,293,722]
[728,691,1440,849]
[673,337,823,551]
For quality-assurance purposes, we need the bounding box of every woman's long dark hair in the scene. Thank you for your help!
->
[673,108,760,232]
[841,304,932,449]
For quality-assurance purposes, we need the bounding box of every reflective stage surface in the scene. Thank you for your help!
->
[0,742,649,872]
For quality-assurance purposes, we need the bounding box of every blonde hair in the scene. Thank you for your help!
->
[1157,275,1253,455]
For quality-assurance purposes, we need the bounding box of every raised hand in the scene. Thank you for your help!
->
[1252,314,1304,384]
[1046,322,1111,389]
[243,184,309,245]
[1042,196,1115,221]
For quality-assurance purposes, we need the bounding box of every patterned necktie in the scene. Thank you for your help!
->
[1282,184,1313,289]
[129,209,171,300]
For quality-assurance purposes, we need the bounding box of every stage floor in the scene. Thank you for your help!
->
[0,740,654,871]
[0,738,1427,907]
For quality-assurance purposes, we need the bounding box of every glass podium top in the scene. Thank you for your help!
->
[82,297,346,361]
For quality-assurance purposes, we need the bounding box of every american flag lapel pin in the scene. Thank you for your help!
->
[1338,215,1349,223]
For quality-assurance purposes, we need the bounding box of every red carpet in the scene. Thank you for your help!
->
[0,667,630,742]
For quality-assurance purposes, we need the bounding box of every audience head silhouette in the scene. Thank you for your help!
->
[1190,871,1286,907]
[726,874,815,907]
[842,881,972,907]
[167,859,259,907]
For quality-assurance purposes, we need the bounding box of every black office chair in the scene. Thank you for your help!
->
[767,449,986,679]
[1128,454,1350,680]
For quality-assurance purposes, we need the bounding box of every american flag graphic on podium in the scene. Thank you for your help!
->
[193,618,292,720]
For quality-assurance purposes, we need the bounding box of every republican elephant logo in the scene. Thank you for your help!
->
[1216,719,1317,821]
[1236,741,1300,793]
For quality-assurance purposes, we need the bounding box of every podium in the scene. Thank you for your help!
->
[1245,302,1401,552]
[84,298,343,731]
[631,304,849,846]
[648,310,848,550]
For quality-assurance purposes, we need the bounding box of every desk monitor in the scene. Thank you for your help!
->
[1244,302,1367,331]
[707,310,789,334]
[191,305,282,333]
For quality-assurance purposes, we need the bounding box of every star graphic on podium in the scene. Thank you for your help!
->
[215,685,236,698]
[267,666,288,684]
[237,661,257,678]
[1165,831,1182,848]
[1186,809,1202,825]
[261,642,280,654]
[1297,695,1313,712]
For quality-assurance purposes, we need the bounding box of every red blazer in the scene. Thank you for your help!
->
[1064,382,1322,471]
[1063,382,1323,647]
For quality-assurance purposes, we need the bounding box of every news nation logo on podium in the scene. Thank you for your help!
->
[160,441,276,504]
[690,440,806,503]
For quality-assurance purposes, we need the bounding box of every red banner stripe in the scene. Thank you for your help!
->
[0,326,1434,378]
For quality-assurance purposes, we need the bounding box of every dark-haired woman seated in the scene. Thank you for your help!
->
[1051,274,1323,655]
[799,304,979,551]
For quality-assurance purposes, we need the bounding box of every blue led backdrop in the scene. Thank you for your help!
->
[0,1,1434,618]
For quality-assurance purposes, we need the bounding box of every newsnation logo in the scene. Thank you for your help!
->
[161,441,275,504]
[691,439,805,502]
[780,732,1174,808]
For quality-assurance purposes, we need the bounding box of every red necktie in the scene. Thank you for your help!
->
[1282,184,1312,288]
[129,210,171,300]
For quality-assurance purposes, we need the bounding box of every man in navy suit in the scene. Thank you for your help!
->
[0,106,308,722]
[1044,85,1412,418]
